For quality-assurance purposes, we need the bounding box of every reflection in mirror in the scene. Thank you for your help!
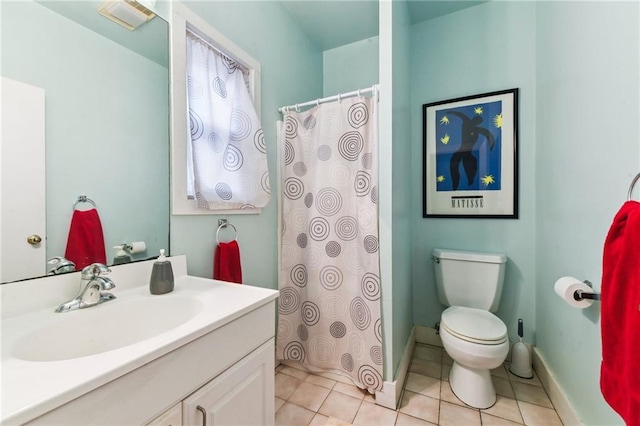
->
[1,0,170,283]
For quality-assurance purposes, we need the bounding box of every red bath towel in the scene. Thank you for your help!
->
[214,240,242,284]
[64,209,107,270]
[601,200,640,424]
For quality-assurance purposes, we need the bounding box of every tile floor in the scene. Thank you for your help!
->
[274,343,564,426]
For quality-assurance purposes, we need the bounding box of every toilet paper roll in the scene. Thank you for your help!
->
[128,241,147,254]
[554,276,594,308]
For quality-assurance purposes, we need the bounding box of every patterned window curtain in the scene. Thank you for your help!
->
[277,95,383,392]
[185,32,270,210]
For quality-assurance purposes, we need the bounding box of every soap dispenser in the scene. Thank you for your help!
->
[149,249,174,295]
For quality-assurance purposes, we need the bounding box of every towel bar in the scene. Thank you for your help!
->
[73,195,97,209]
[216,219,238,243]
[628,172,640,201]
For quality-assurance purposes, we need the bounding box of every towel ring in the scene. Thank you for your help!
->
[216,222,238,243]
[627,172,640,201]
[73,195,97,210]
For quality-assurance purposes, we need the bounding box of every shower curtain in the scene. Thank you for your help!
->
[277,94,382,392]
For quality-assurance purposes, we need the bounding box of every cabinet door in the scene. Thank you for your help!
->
[146,403,182,426]
[183,340,274,426]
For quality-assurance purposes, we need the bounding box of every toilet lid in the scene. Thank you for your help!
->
[441,306,507,344]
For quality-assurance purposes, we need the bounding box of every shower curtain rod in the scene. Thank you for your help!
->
[186,28,250,75]
[278,84,379,113]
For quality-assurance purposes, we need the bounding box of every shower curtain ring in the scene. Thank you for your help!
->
[338,93,342,102]
[316,99,320,107]
[295,104,300,113]
[357,89,361,97]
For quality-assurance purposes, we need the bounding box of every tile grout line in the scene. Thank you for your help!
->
[276,343,562,426]
[506,370,527,424]
[351,395,365,425]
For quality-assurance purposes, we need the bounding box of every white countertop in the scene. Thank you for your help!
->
[0,258,278,425]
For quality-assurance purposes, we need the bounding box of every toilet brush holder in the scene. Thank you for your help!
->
[509,319,533,379]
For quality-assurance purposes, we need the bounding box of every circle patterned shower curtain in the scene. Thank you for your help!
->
[277,94,383,392]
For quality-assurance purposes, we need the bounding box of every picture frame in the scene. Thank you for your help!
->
[423,88,519,219]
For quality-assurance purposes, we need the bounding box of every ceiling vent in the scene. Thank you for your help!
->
[99,0,156,31]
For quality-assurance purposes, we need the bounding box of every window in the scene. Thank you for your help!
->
[170,3,266,215]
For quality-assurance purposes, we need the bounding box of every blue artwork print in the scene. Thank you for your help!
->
[435,100,502,192]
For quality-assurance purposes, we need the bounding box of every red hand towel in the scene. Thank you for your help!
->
[64,209,107,270]
[601,200,640,424]
[213,240,242,284]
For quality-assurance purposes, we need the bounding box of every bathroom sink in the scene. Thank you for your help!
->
[12,296,203,362]
[1,256,280,426]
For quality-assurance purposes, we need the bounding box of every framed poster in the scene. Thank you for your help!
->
[423,88,519,218]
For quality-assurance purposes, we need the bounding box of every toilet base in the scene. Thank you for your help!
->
[449,361,496,409]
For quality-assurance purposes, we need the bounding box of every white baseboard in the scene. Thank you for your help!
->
[532,347,582,425]
[415,325,443,347]
[415,326,581,424]
[375,327,416,410]
[280,325,580,424]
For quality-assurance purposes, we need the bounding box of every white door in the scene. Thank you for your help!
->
[0,77,46,282]
[183,340,275,426]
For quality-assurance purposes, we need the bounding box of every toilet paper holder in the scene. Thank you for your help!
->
[573,280,600,301]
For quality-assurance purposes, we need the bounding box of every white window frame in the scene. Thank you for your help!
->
[170,2,262,215]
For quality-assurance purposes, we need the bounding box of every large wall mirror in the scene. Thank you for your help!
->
[1,0,170,283]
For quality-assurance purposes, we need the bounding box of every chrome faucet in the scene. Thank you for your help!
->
[55,263,116,313]
[46,256,76,275]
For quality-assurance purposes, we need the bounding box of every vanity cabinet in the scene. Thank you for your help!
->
[25,298,276,425]
[183,340,274,425]
[146,340,273,426]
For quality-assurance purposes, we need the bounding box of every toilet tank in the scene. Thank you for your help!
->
[432,248,507,312]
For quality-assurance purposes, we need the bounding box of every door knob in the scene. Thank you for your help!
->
[27,234,42,245]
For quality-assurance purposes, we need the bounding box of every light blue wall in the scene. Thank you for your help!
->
[323,37,379,97]
[410,1,639,422]
[2,1,169,265]
[535,2,639,424]
[391,0,414,378]
[171,2,323,289]
[410,2,538,344]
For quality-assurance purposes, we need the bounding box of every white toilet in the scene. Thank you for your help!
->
[432,248,509,409]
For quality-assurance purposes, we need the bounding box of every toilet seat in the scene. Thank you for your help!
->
[441,306,507,345]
